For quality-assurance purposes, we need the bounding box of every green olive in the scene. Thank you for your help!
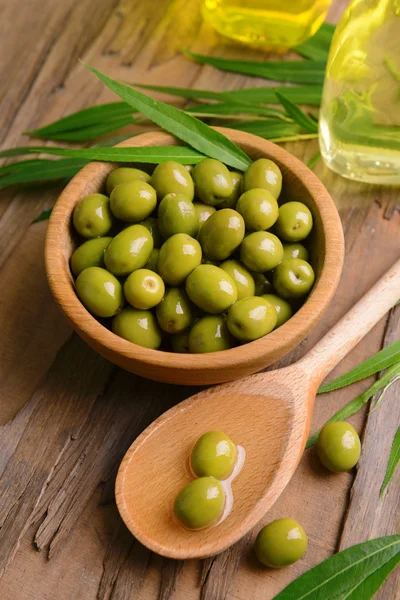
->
[255,518,308,567]
[252,272,274,296]
[189,316,234,353]
[70,237,112,277]
[192,158,233,206]
[158,193,198,239]
[227,296,277,341]
[242,159,282,199]
[140,217,163,248]
[104,224,153,276]
[186,265,238,314]
[112,308,162,349]
[273,258,315,298]
[156,287,194,334]
[218,172,243,209]
[73,193,114,238]
[220,260,255,299]
[150,161,194,201]
[193,202,216,232]
[158,233,202,285]
[236,189,279,231]
[106,167,150,195]
[75,267,124,317]
[124,269,165,309]
[174,477,225,529]
[110,180,157,222]
[240,231,283,272]
[274,202,313,242]
[317,422,361,472]
[262,294,293,327]
[171,331,190,353]
[199,209,245,261]
[282,243,309,262]
[145,248,160,272]
[191,431,237,478]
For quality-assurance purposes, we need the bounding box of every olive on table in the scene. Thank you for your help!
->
[70,237,112,277]
[158,193,198,239]
[189,315,234,353]
[110,180,157,222]
[227,296,277,342]
[186,265,238,314]
[157,233,202,286]
[236,188,279,231]
[199,208,245,261]
[112,307,162,349]
[171,331,190,353]
[242,158,282,199]
[240,231,283,272]
[255,518,308,567]
[156,287,194,334]
[316,422,361,472]
[124,268,165,309]
[274,201,313,242]
[282,243,309,262]
[104,224,153,276]
[191,431,237,479]
[252,272,274,296]
[262,294,293,327]
[75,266,124,318]
[192,158,233,206]
[73,193,114,238]
[145,248,160,272]
[151,161,194,201]
[174,477,225,529]
[273,258,315,298]
[218,171,243,209]
[193,202,216,231]
[220,260,255,300]
[106,167,150,195]
[140,217,163,248]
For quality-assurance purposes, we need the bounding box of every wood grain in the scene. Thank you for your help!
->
[0,0,399,598]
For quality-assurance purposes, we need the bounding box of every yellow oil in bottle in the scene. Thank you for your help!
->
[201,0,332,51]
[319,0,400,184]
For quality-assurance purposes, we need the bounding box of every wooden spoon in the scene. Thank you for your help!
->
[116,258,400,559]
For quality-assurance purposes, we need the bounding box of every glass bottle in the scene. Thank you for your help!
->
[319,0,400,184]
[201,0,333,51]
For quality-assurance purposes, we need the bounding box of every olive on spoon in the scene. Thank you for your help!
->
[116,258,400,559]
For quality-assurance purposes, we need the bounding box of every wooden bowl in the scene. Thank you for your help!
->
[45,129,344,385]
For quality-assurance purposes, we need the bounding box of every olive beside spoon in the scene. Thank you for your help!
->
[116,258,400,559]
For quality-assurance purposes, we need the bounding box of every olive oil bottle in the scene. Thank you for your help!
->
[201,0,332,51]
[319,0,400,184]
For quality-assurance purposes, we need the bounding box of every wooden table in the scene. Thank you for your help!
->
[0,0,399,598]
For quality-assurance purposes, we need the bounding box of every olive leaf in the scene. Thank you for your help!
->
[32,208,53,224]
[83,63,252,171]
[294,22,335,61]
[318,339,400,393]
[381,426,400,495]
[273,535,400,600]
[307,361,400,448]
[275,92,318,133]
[306,150,321,169]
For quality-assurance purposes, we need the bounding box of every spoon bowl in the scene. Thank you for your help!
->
[116,258,400,558]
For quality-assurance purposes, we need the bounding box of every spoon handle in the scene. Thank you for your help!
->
[298,257,400,386]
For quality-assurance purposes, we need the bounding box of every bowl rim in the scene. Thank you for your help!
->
[45,128,344,374]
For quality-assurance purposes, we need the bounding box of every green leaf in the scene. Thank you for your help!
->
[0,158,89,189]
[275,92,318,133]
[84,63,251,171]
[229,120,302,137]
[32,208,53,224]
[381,426,400,496]
[133,83,242,103]
[185,102,287,119]
[0,158,56,177]
[0,145,205,163]
[307,361,400,448]
[186,51,327,85]
[294,23,335,61]
[306,151,321,169]
[318,339,400,393]
[273,535,400,600]
[29,116,138,142]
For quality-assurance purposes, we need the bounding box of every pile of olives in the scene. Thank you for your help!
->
[174,430,237,530]
[70,157,316,352]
